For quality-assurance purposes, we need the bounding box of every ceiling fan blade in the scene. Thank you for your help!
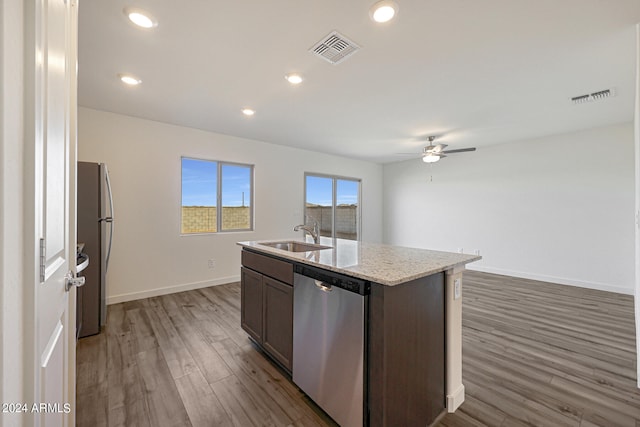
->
[442,147,476,154]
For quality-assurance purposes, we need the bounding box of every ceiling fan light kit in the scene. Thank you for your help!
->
[422,153,441,163]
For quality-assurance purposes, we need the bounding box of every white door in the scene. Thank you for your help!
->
[25,0,78,425]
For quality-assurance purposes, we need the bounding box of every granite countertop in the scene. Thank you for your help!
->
[237,238,481,286]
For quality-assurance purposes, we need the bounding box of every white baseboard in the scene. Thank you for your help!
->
[446,384,465,413]
[106,275,241,305]
[467,265,633,295]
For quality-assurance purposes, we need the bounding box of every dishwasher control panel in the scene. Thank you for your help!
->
[294,264,370,295]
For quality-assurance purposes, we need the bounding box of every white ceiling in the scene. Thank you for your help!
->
[78,0,640,164]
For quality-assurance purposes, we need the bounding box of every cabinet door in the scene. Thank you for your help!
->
[263,276,293,371]
[241,267,263,343]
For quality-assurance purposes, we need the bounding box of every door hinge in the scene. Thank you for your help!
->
[39,238,46,282]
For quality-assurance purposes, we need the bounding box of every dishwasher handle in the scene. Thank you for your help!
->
[314,280,332,292]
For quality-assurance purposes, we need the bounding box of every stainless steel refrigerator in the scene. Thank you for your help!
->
[77,162,114,338]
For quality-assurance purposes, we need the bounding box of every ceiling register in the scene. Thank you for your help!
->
[309,31,361,65]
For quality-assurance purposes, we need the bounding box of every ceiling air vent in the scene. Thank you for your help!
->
[309,31,360,65]
[570,88,616,104]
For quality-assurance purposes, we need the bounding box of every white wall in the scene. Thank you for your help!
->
[384,123,636,295]
[0,0,25,425]
[78,107,383,303]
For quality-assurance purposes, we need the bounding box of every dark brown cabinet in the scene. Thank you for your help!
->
[262,276,293,369]
[240,250,293,372]
[240,267,263,343]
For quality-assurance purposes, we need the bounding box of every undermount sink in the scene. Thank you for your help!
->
[259,240,332,252]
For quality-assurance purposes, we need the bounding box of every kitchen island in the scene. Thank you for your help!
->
[237,238,480,427]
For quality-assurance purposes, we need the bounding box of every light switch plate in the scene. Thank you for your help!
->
[454,278,461,299]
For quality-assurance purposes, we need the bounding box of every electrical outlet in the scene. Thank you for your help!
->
[207,259,215,269]
[454,278,461,299]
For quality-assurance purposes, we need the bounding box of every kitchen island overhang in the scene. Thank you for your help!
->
[238,237,480,286]
[237,238,480,426]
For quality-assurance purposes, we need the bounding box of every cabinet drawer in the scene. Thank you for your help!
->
[242,250,293,285]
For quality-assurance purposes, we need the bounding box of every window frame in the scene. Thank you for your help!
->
[181,156,254,235]
[303,172,362,241]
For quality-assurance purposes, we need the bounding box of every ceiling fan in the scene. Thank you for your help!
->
[401,136,476,163]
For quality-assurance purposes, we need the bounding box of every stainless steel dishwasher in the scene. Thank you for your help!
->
[293,264,369,427]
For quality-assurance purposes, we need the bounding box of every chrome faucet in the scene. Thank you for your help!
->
[294,219,320,244]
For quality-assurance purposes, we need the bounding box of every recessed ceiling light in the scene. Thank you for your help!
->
[370,1,398,23]
[123,7,158,29]
[285,73,304,85]
[118,73,142,86]
[241,108,255,116]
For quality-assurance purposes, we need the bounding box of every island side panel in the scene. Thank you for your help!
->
[445,266,465,412]
[368,273,445,427]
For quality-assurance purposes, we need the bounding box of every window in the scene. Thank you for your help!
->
[304,173,361,241]
[181,157,253,234]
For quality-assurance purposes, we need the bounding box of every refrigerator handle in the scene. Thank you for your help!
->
[104,165,114,273]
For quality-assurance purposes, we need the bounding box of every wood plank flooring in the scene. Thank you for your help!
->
[76,271,640,427]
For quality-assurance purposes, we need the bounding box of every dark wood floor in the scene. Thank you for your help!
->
[76,271,640,427]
